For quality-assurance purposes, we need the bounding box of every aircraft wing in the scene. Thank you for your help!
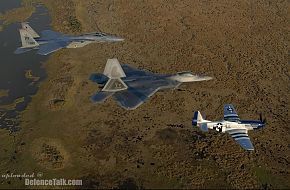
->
[112,86,159,110]
[224,104,240,122]
[91,91,114,103]
[112,77,179,110]
[227,128,254,150]
[37,42,67,55]
[121,64,154,77]
[40,30,63,40]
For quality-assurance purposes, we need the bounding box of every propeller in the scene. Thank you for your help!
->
[259,113,267,124]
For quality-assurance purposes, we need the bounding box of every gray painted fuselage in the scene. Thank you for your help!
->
[90,63,212,110]
[36,32,124,48]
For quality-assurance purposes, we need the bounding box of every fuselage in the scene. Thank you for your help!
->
[201,120,265,133]
[35,32,124,49]
[94,71,212,91]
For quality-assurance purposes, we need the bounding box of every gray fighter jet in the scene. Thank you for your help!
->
[14,23,124,55]
[90,58,213,110]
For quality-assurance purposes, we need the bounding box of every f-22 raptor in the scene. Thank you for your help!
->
[90,58,212,110]
[14,22,124,55]
[192,104,266,150]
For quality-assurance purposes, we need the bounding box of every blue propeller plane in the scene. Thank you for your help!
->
[192,104,266,151]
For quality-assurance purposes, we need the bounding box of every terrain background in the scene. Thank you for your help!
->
[1,0,289,189]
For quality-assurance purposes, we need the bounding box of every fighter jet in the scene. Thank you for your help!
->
[14,22,124,55]
[192,104,266,151]
[90,58,212,110]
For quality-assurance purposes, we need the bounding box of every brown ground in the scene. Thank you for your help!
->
[1,0,289,189]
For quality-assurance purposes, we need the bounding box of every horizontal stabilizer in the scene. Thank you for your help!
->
[89,74,108,84]
[91,91,114,103]
[14,47,34,54]
[200,123,208,132]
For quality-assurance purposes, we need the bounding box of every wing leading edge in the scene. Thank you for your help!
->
[121,64,153,77]
[227,128,254,150]
[40,30,63,40]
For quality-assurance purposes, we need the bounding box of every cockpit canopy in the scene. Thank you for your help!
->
[93,32,107,37]
[82,32,107,37]
[177,71,194,77]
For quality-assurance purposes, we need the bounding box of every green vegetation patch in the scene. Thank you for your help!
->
[0,6,35,25]
[68,15,82,32]
[25,70,40,82]
[255,167,290,189]
[0,0,42,29]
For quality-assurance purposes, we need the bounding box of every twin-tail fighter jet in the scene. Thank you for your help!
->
[90,58,213,110]
[192,104,266,151]
[14,22,124,55]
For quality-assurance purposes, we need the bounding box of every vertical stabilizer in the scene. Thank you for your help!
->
[21,22,40,38]
[192,111,208,132]
[103,58,126,78]
[19,29,39,48]
[192,111,204,126]
[102,59,128,92]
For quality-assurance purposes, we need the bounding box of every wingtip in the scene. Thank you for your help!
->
[245,147,255,151]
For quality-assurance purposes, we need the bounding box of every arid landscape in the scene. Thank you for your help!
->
[1,0,289,189]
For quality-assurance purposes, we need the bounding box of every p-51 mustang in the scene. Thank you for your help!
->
[192,104,266,151]
[14,22,124,55]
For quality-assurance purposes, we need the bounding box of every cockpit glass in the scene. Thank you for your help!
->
[94,32,107,37]
[177,72,193,76]
[94,33,103,37]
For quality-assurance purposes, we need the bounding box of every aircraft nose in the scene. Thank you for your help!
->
[110,36,124,42]
[258,123,266,129]
[201,76,213,81]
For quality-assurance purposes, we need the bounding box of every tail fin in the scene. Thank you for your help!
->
[192,111,204,126]
[192,111,208,132]
[19,29,39,48]
[21,22,40,38]
[101,59,128,92]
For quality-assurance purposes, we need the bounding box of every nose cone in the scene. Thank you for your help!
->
[200,76,213,81]
[108,35,124,42]
[255,123,266,130]
[170,74,213,82]
[192,75,213,82]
